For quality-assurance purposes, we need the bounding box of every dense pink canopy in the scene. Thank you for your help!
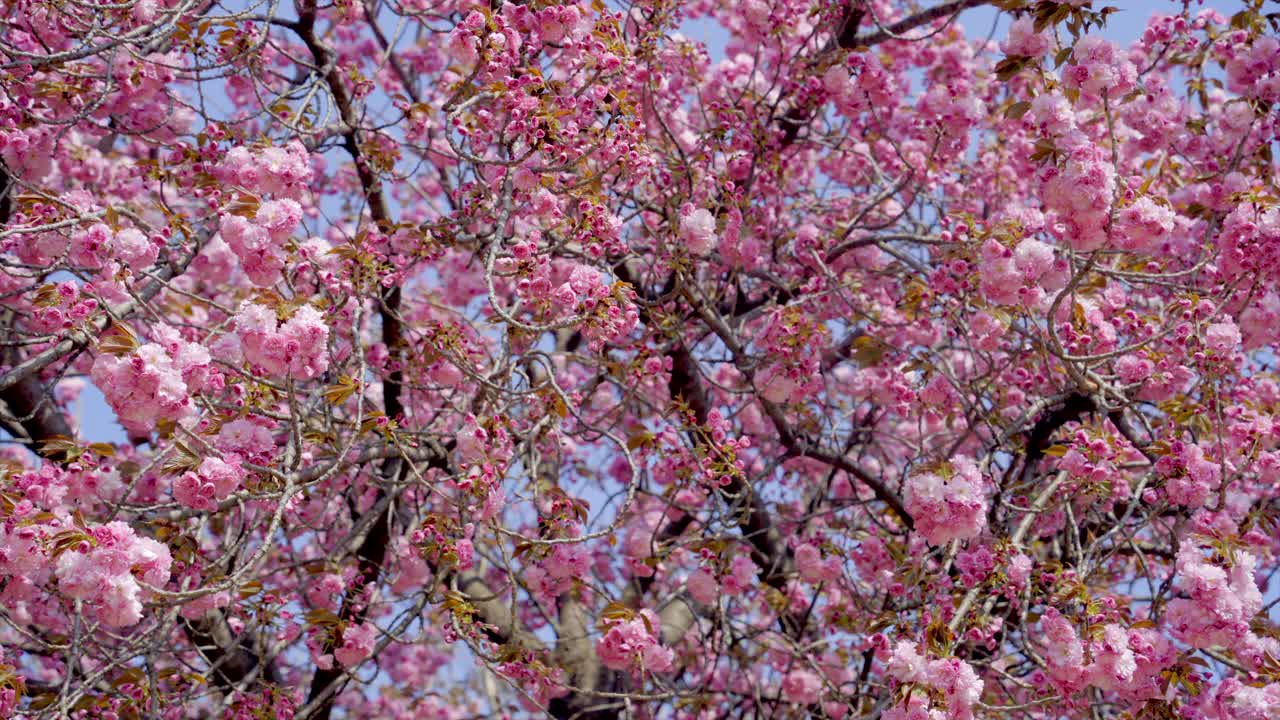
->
[0,0,1279,718]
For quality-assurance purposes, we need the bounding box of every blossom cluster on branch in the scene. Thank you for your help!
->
[0,0,1279,718]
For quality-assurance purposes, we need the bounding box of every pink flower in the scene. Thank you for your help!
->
[1039,133,1117,251]
[722,553,759,595]
[1039,608,1084,679]
[91,334,210,434]
[173,455,246,510]
[1115,354,1153,384]
[219,200,302,286]
[1013,238,1054,279]
[1062,35,1136,102]
[887,640,929,684]
[307,573,346,612]
[112,227,160,269]
[686,568,719,604]
[1116,197,1175,252]
[234,302,330,379]
[1085,624,1137,691]
[679,207,717,255]
[217,418,277,458]
[69,223,113,268]
[335,622,377,667]
[1204,320,1241,354]
[795,543,835,584]
[759,365,806,404]
[1158,442,1221,508]
[1166,544,1263,650]
[179,590,231,621]
[903,456,988,546]
[1006,553,1032,588]
[927,657,983,720]
[1001,17,1050,57]
[54,521,172,628]
[886,642,983,720]
[781,668,823,705]
[1028,92,1075,136]
[218,141,312,199]
[596,609,674,674]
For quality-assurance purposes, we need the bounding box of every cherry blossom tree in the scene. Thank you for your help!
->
[1,0,1279,717]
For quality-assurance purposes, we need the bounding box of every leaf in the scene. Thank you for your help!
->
[1005,101,1032,119]
[99,323,139,356]
[599,601,635,629]
[305,608,341,626]
[763,586,789,614]
[225,194,261,217]
[359,412,386,435]
[33,284,61,308]
[995,56,1029,82]
[38,435,82,461]
[1071,301,1087,330]
[323,376,359,405]
[111,667,146,688]
[550,394,568,418]
[851,335,889,367]
[626,430,654,450]
[161,442,202,476]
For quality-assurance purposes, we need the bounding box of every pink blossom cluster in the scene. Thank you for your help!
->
[595,609,674,675]
[524,544,590,604]
[568,268,640,351]
[1115,197,1177,253]
[1218,204,1280,282]
[454,414,514,469]
[1062,36,1137,103]
[1039,132,1117,250]
[54,521,172,628]
[1001,17,1050,57]
[334,622,377,668]
[885,641,983,720]
[794,542,839,585]
[1192,677,1280,720]
[26,282,98,334]
[219,199,304,286]
[824,54,901,118]
[780,668,824,706]
[230,302,330,380]
[678,206,718,255]
[1219,33,1280,101]
[91,328,212,433]
[69,222,161,270]
[173,455,247,510]
[0,123,56,182]
[1165,545,1270,660]
[977,237,1055,306]
[903,456,988,546]
[106,51,185,136]
[754,308,824,405]
[1155,440,1222,508]
[216,140,313,200]
[1038,607,1178,697]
